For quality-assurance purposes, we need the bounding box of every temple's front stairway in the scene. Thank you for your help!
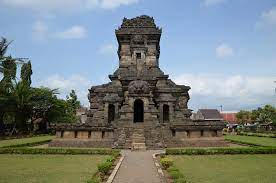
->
[131,127,146,151]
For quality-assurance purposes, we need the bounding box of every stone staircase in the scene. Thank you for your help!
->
[131,128,146,151]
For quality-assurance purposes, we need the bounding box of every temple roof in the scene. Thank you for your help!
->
[116,15,162,35]
[121,15,157,28]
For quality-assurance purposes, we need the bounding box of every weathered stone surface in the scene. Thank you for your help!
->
[50,15,225,149]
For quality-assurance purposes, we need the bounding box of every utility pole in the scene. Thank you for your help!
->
[219,105,223,112]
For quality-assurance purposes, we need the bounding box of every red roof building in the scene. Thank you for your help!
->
[221,112,237,124]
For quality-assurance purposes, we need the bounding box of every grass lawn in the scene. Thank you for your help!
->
[0,154,108,183]
[0,135,54,148]
[170,154,276,183]
[225,135,276,147]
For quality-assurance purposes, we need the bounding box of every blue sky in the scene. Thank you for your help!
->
[0,0,275,111]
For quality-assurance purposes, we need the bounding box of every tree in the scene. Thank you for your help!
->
[257,105,276,124]
[66,90,81,113]
[0,37,12,73]
[236,110,252,124]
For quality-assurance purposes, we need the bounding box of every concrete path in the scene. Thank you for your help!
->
[113,150,164,183]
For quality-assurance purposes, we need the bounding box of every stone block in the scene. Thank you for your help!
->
[91,131,103,140]
[63,131,75,139]
[175,131,188,139]
[77,131,89,139]
[189,131,201,138]
[203,130,213,137]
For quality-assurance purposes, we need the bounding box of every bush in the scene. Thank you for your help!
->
[160,157,173,169]
[0,147,120,155]
[166,147,276,155]
[106,156,115,163]
[97,161,113,175]
[167,166,187,182]
[86,176,101,183]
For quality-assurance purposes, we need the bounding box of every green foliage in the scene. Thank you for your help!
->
[97,161,113,175]
[236,110,252,124]
[160,157,173,169]
[0,135,54,148]
[0,37,82,134]
[166,166,186,182]
[66,90,81,114]
[0,57,17,94]
[237,131,276,138]
[20,61,32,86]
[236,105,276,125]
[166,147,276,155]
[0,147,120,155]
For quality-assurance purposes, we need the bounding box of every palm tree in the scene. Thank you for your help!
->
[0,37,12,73]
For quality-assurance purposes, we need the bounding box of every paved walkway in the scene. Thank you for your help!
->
[113,150,164,183]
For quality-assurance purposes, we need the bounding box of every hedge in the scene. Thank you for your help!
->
[238,132,276,138]
[0,147,120,155]
[166,147,276,155]
[224,138,263,147]
[0,139,53,148]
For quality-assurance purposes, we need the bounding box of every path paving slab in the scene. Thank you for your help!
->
[113,150,164,183]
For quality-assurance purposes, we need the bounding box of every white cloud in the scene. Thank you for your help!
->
[100,0,139,9]
[201,0,226,7]
[32,21,48,40]
[0,0,139,13]
[173,74,276,110]
[216,43,234,58]
[36,74,92,106]
[261,7,276,25]
[31,21,87,40]
[256,6,276,30]
[99,43,117,55]
[55,26,87,39]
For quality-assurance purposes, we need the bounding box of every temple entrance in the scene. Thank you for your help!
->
[108,104,115,123]
[163,104,170,122]
[134,99,144,123]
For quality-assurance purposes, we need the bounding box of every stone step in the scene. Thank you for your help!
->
[132,136,145,140]
[132,134,145,138]
[132,142,146,151]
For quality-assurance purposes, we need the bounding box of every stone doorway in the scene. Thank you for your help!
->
[163,104,170,122]
[134,99,144,123]
[108,104,115,123]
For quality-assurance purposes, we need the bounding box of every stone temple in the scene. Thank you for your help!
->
[50,15,225,149]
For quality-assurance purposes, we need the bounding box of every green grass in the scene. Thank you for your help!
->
[0,135,54,148]
[0,154,108,183]
[225,135,276,147]
[170,154,276,183]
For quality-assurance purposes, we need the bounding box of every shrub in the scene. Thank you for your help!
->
[160,157,173,169]
[97,161,113,175]
[106,156,115,163]
[166,147,276,155]
[0,147,120,155]
[86,176,101,183]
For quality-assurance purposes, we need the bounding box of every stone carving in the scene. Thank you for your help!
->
[128,80,150,94]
